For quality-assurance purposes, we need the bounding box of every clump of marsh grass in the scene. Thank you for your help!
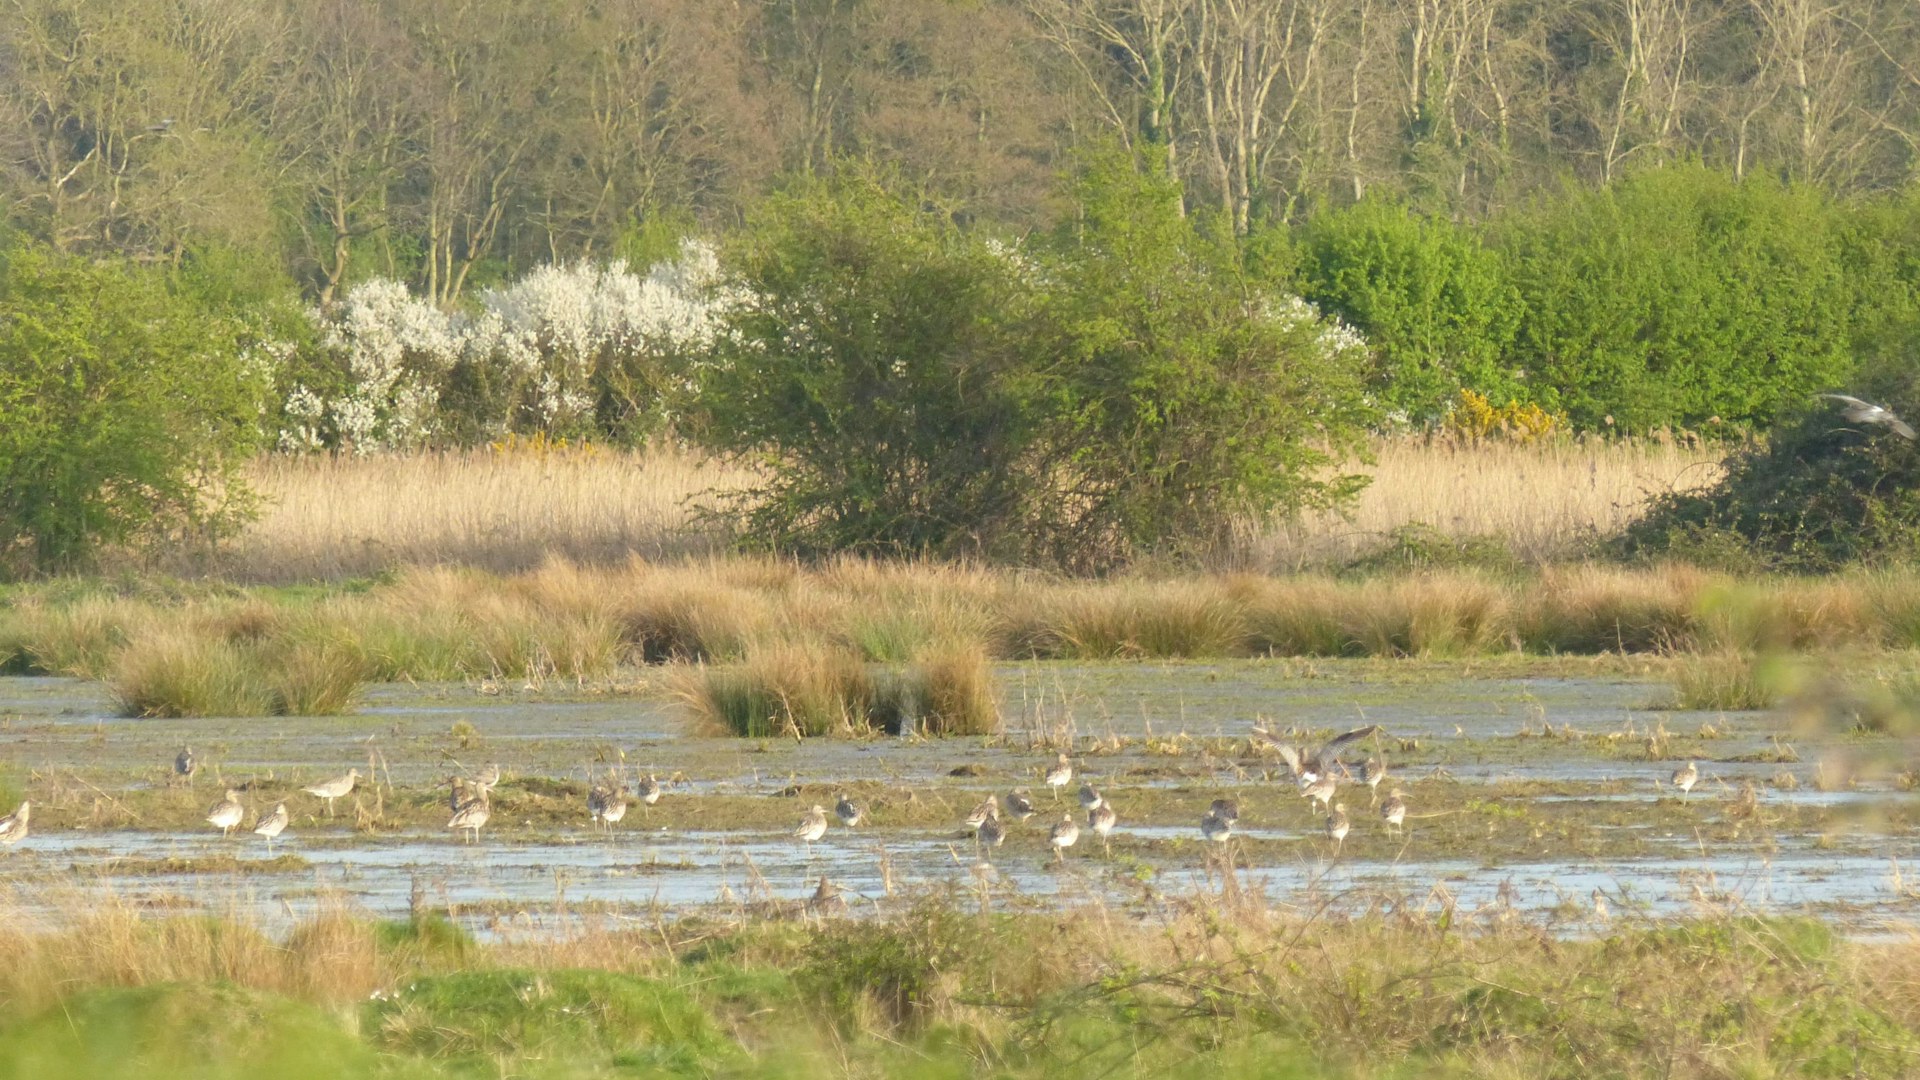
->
[910,643,999,736]
[0,596,153,678]
[676,646,876,738]
[1003,583,1249,659]
[109,633,276,717]
[1665,650,1792,711]
[266,638,365,715]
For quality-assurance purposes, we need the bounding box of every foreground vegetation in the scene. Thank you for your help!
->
[0,892,1913,1079]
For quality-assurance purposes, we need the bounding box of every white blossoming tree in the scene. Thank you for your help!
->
[279,240,731,452]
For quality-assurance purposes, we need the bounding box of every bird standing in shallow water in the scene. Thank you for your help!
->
[1089,802,1117,856]
[977,813,1006,859]
[254,803,289,853]
[1078,781,1104,812]
[1326,803,1350,855]
[1005,789,1036,821]
[793,804,829,855]
[587,784,625,832]
[834,793,863,828]
[1045,754,1073,801]
[207,790,244,837]
[1381,789,1408,835]
[0,801,28,848]
[448,789,490,844]
[173,747,195,786]
[1361,758,1387,805]
[1302,773,1338,814]
[303,769,359,817]
[1672,761,1699,799]
[636,774,662,816]
[1049,813,1079,861]
[1200,809,1233,844]
[964,796,999,833]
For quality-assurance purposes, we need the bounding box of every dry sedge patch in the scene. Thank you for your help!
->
[118,438,1722,583]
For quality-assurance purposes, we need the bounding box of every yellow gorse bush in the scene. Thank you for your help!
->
[485,431,605,460]
[1443,389,1565,444]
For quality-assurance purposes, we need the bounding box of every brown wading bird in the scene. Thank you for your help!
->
[963,796,999,833]
[448,787,490,844]
[303,768,359,817]
[173,747,195,785]
[636,774,662,815]
[0,801,28,849]
[1671,761,1699,799]
[1326,803,1350,855]
[793,804,829,855]
[254,802,290,853]
[1255,723,1382,794]
[1049,813,1079,861]
[1089,802,1117,855]
[1381,789,1408,835]
[1045,754,1074,801]
[976,812,1006,859]
[1819,394,1916,439]
[207,790,244,837]
[1077,781,1104,812]
[1005,789,1036,822]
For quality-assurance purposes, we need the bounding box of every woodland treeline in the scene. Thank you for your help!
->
[7,0,1920,302]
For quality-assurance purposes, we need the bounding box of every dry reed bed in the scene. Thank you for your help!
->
[152,438,1720,583]
[0,888,1912,1078]
[5,559,1920,718]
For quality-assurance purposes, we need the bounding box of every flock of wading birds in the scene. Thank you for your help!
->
[0,725,1709,863]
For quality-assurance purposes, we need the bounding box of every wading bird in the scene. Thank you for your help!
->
[1005,789,1036,822]
[1200,808,1233,844]
[303,769,359,817]
[1045,754,1073,801]
[207,790,245,837]
[1819,394,1916,439]
[1078,782,1104,812]
[254,803,289,853]
[1089,802,1117,856]
[0,801,28,848]
[1049,813,1079,861]
[793,804,829,854]
[1255,723,1382,793]
[964,796,999,833]
[448,788,490,844]
[587,784,625,832]
[1360,758,1387,804]
[1326,803,1350,855]
[173,747,195,785]
[636,774,662,815]
[834,793,863,828]
[977,813,1006,858]
[1208,798,1240,824]
[1671,761,1699,799]
[1381,789,1408,835]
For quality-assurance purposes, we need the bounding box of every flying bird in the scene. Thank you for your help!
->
[1819,394,1915,440]
[1253,723,1383,786]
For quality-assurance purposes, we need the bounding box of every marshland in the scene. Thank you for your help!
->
[11,20,1920,1065]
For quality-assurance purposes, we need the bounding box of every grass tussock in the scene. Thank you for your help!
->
[676,640,1001,738]
[25,557,1920,720]
[1666,650,1793,711]
[0,894,1912,1079]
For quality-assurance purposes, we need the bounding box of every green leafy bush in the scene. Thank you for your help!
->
[1496,166,1855,432]
[0,242,269,572]
[1295,198,1523,425]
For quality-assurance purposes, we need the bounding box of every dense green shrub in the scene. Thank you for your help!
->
[689,171,1042,560]
[1030,151,1373,567]
[0,242,270,572]
[1495,166,1855,433]
[692,156,1372,569]
[1623,360,1920,568]
[1295,199,1523,425]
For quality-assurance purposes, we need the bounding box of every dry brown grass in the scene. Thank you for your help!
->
[1245,435,1722,569]
[139,438,1719,583]
[196,446,751,582]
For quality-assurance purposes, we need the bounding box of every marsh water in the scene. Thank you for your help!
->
[3,661,1918,936]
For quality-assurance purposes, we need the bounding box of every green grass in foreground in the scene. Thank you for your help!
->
[0,895,1915,1078]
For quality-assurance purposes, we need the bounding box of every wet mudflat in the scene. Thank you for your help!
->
[2,658,1918,936]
